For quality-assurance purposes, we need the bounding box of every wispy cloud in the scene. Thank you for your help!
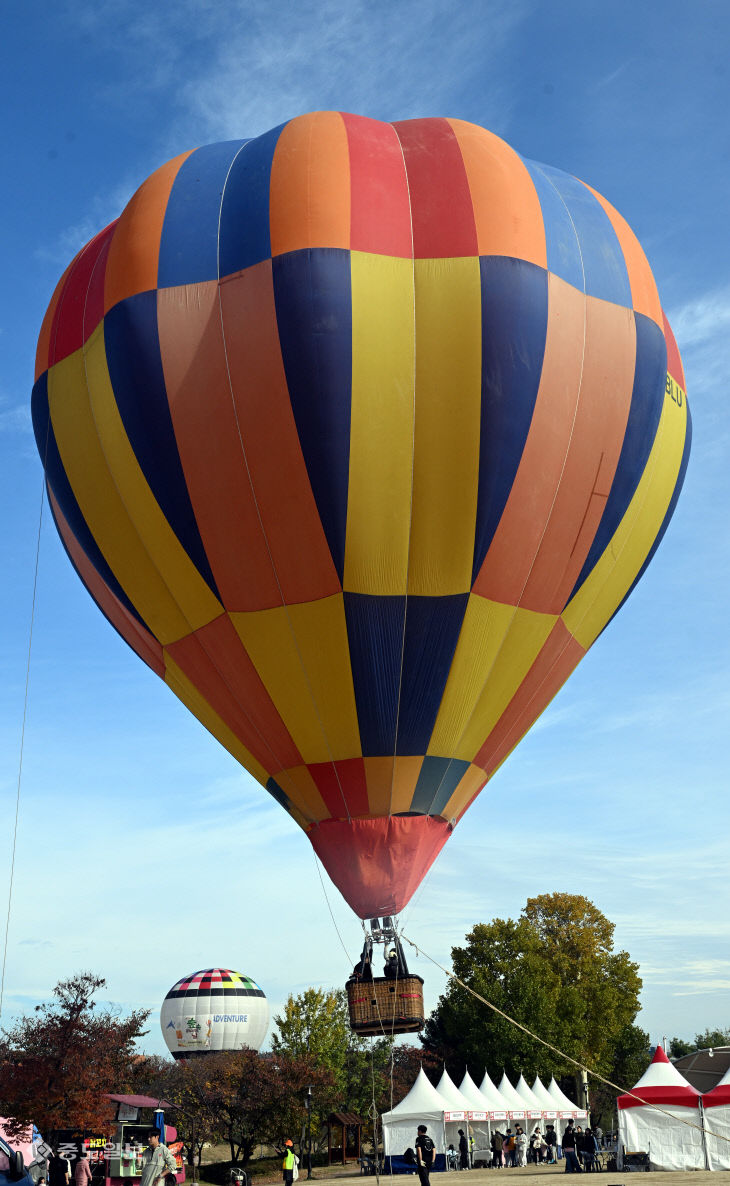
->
[0,397,31,435]
[669,287,730,352]
[34,179,137,269]
[62,0,532,148]
[590,60,634,93]
[176,0,529,143]
[667,286,730,448]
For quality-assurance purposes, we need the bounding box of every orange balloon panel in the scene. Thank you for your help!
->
[32,114,691,917]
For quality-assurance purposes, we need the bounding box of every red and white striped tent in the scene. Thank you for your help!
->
[702,1064,730,1170]
[617,1045,705,1170]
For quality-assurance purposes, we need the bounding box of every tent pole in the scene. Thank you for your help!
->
[699,1100,710,1171]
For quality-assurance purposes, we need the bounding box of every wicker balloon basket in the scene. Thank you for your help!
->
[347,975,425,1036]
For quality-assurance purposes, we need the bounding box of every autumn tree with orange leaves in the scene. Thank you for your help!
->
[0,972,150,1142]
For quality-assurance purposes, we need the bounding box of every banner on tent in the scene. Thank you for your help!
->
[444,1111,466,1122]
[467,1111,487,1121]
[490,1111,508,1121]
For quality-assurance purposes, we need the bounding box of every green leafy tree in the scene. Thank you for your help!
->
[422,893,642,1091]
[271,988,446,1148]
[272,988,350,1083]
[590,1023,651,1127]
[0,972,149,1142]
[669,1027,730,1059]
[272,987,392,1127]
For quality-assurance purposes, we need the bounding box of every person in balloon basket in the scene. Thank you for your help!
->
[139,1131,178,1186]
[415,1125,435,1186]
[561,1122,581,1174]
[384,949,399,979]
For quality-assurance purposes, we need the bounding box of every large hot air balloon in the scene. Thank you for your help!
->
[160,968,269,1058]
[32,113,690,925]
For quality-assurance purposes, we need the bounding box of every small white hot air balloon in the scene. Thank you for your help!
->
[160,968,269,1059]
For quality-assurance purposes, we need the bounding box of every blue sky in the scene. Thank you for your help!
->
[1,0,729,1069]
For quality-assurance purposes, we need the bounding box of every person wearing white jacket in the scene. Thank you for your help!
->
[514,1128,528,1167]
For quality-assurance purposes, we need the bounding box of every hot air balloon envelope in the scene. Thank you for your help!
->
[32,114,690,919]
[160,968,269,1058]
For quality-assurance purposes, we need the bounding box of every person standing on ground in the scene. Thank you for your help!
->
[415,1125,435,1186]
[139,1131,177,1186]
[579,1129,598,1173]
[502,1130,515,1168]
[544,1125,558,1164]
[279,1141,296,1186]
[514,1128,527,1167]
[48,1153,70,1186]
[74,1153,92,1186]
[574,1127,584,1167]
[561,1122,581,1174]
[490,1131,503,1169]
[529,1128,542,1164]
[458,1130,469,1171]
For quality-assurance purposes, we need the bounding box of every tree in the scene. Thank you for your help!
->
[0,972,149,1141]
[389,1045,441,1109]
[590,1023,651,1127]
[139,1047,339,1169]
[272,989,350,1082]
[272,987,392,1133]
[422,893,642,1092]
[270,988,448,1149]
[669,1027,730,1059]
[140,1056,219,1170]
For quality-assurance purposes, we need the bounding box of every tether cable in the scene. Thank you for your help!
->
[400,931,730,1147]
[311,850,353,967]
[1,468,47,1019]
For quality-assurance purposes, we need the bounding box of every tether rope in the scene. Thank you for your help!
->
[311,851,353,967]
[1,468,47,1019]
[400,931,730,1147]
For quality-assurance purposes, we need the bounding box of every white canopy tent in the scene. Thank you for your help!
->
[547,1076,586,1118]
[381,1067,447,1157]
[459,1072,493,1162]
[531,1076,564,1141]
[498,1072,528,1122]
[459,1070,492,1117]
[515,1074,546,1124]
[703,1064,730,1170]
[476,1072,509,1124]
[436,1069,474,1152]
[478,1069,510,1123]
[617,1045,705,1171]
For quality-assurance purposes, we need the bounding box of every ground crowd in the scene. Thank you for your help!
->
[405,1118,611,1184]
[483,1120,606,1171]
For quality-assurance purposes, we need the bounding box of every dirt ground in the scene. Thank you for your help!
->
[312,1169,721,1186]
